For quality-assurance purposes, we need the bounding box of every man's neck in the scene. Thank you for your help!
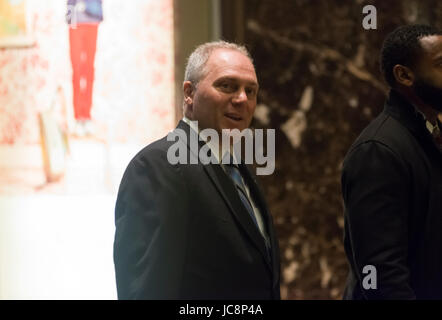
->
[416,103,439,125]
[395,88,440,125]
[182,116,236,164]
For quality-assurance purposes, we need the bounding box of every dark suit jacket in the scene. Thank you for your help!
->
[113,120,281,299]
[342,89,442,299]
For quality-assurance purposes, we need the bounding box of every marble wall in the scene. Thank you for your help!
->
[243,0,442,299]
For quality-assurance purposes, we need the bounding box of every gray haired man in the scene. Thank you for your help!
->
[113,41,281,299]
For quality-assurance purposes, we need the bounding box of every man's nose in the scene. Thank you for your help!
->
[232,88,248,104]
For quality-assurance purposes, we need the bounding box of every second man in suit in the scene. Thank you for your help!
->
[342,24,442,299]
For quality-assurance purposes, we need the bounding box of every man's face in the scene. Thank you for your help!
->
[184,48,259,133]
[412,35,442,112]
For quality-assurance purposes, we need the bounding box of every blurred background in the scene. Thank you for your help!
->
[0,0,441,299]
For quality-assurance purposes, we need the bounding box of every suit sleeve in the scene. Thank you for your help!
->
[342,141,415,299]
[113,148,189,299]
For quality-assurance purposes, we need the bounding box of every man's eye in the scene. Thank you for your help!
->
[246,88,257,96]
[218,82,235,91]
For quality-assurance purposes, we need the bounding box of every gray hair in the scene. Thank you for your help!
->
[184,41,253,86]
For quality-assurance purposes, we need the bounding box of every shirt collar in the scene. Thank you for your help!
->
[408,104,442,153]
[408,100,441,138]
[182,117,239,165]
[425,119,441,138]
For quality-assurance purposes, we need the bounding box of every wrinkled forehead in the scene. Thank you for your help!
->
[204,49,258,82]
[418,35,442,60]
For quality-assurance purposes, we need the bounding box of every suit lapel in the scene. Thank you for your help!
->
[175,120,275,273]
[203,164,272,271]
[386,90,442,158]
[174,120,272,270]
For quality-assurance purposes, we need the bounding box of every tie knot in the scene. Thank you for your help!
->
[221,151,240,165]
[224,163,244,189]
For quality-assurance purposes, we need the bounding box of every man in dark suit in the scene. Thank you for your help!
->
[342,25,442,299]
[113,41,280,299]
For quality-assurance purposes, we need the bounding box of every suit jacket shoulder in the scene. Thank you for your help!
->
[114,121,281,299]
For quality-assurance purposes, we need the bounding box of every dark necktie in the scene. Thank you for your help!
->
[224,163,259,228]
[224,163,272,256]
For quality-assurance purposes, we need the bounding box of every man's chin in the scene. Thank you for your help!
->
[413,81,442,112]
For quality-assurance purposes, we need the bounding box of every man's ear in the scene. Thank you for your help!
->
[183,81,194,107]
[393,65,415,87]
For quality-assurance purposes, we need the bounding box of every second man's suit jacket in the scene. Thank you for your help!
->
[342,90,442,299]
[113,120,281,299]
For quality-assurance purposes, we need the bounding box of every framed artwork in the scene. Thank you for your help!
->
[0,0,34,48]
